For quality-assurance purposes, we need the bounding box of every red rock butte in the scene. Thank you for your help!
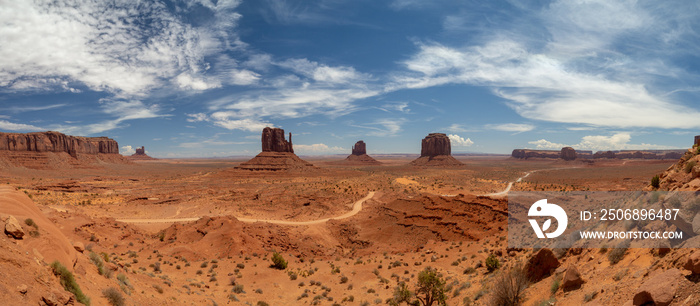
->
[236,127,313,171]
[0,131,128,169]
[344,140,380,165]
[129,146,156,160]
[410,133,464,166]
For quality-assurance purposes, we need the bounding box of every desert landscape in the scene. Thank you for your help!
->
[1,129,699,306]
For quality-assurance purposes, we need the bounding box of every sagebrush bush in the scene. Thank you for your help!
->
[271,252,288,270]
[486,254,501,272]
[51,261,90,305]
[651,175,660,189]
[102,287,125,306]
[490,263,529,306]
[686,160,697,173]
[608,241,630,264]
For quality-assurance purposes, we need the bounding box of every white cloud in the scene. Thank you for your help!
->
[176,73,221,91]
[54,100,166,135]
[446,124,468,133]
[0,0,242,97]
[294,143,345,154]
[277,58,371,84]
[186,113,209,123]
[351,118,406,137]
[486,123,535,133]
[231,69,261,85]
[448,134,474,147]
[0,120,44,132]
[528,132,673,151]
[120,145,135,155]
[208,114,273,132]
[528,139,567,150]
[378,102,411,113]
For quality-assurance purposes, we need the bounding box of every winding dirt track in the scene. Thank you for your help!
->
[117,168,559,226]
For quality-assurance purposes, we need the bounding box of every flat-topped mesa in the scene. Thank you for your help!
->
[410,133,464,166]
[0,131,119,155]
[421,133,451,157]
[351,141,367,156]
[560,147,577,161]
[262,127,293,153]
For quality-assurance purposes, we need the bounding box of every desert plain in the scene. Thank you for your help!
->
[3,150,700,306]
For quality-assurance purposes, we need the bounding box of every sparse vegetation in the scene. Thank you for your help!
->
[485,254,501,272]
[651,175,660,189]
[271,252,288,270]
[490,263,529,306]
[685,160,696,173]
[608,241,630,264]
[415,267,447,306]
[102,287,125,306]
[51,261,90,305]
[89,252,111,278]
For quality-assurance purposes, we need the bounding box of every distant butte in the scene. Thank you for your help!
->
[344,140,381,165]
[409,133,464,167]
[236,127,314,171]
[128,146,156,160]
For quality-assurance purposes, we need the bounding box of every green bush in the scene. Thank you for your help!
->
[102,287,125,306]
[271,252,288,270]
[415,267,446,306]
[686,160,697,173]
[89,252,111,277]
[50,261,90,305]
[651,175,660,189]
[485,254,501,272]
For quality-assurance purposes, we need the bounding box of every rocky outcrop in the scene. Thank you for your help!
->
[4,216,25,239]
[632,268,682,306]
[0,131,119,156]
[561,265,584,291]
[351,141,367,156]
[262,127,293,153]
[525,249,559,282]
[420,133,450,157]
[684,252,700,274]
[135,146,145,155]
[695,135,700,146]
[237,127,313,171]
[560,147,577,161]
[410,133,463,167]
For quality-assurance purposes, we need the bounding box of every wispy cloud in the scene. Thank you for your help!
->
[351,118,406,137]
[0,120,44,132]
[485,123,534,133]
[2,104,66,113]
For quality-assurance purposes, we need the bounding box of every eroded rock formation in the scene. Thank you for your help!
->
[135,146,145,155]
[420,133,451,157]
[560,147,577,161]
[410,133,463,166]
[344,140,380,165]
[0,131,119,156]
[129,146,156,160]
[262,127,293,153]
[237,127,313,171]
[351,141,366,156]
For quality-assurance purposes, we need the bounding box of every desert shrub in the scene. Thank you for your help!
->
[340,275,349,284]
[490,263,529,306]
[102,287,125,306]
[232,284,245,294]
[200,261,208,268]
[415,267,446,306]
[550,274,561,294]
[24,218,37,228]
[289,272,298,280]
[608,241,630,264]
[236,263,245,269]
[651,175,660,189]
[686,160,697,173]
[257,302,270,306]
[485,254,500,272]
[463,267,476,275]
[388,282,412,306]
[271,252,288,270]
[116,273,132,295]
[51,261,90,305]
[89,252,110,278]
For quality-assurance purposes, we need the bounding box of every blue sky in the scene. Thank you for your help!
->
[1,0,700,157]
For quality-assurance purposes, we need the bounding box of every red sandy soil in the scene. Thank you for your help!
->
[1,155,699,305]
